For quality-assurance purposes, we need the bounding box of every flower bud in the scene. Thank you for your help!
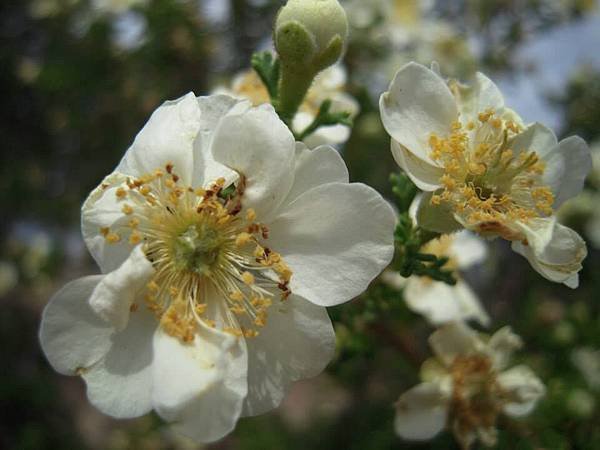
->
[275,0,348,73]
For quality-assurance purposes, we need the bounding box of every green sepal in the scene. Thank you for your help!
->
[275,20,316,67]
[312,35,344,73]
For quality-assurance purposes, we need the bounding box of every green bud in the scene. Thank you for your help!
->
[275,0,348,73]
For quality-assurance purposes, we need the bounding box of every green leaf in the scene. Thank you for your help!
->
[390,172,457,285]
[251,51,281,101]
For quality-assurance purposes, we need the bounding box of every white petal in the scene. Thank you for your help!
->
[293,112,352,148]
[267,182,396,307]
[89,246,154,331]
[211,104,296,219]
[404,278,490,327]
[429,322,481,366]
[303,123,351,148]
[39,276,112,376]
[328,91,360,117]
[509,122,558,159]
[82,306,156,419]
[81,172,135,273]
[513,219,587,288]
[513,217,555,254]
[542,136,592,209]
[455,72,505,120]
[314,64,347,90]
[116,92,201,185]
[450,231,488,269]
[391,140,444,192]
[380,62,458,166]
[487,326,523,370]
[394,383,449,441]
[191,95,250,187]
[242,294,335,416]
[152,325,247,443]
[571,347,600,391]
[281,142,349,206]
[497,365,546,417]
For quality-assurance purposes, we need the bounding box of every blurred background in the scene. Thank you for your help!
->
[2,0,600,448]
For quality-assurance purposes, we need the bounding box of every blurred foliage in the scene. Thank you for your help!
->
[553,66,600,142]
[1,0,600,449]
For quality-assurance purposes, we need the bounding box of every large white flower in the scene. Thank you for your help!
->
[216,64,359,148]
[39,93,395,442]
[380,62,591,288]
[394,323,545,449]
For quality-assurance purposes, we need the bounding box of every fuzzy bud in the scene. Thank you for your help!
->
[275,0,348,74]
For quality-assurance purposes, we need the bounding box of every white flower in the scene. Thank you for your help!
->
[216,64,359,148]
[39,93,396,442]
[403,232,490,327]
[380,62,591,288]
[344,0,475,95]
[382,196,489,327]
[394,323,545,449]
[571,347,600,391]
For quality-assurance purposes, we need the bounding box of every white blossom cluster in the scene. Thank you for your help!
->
[37,0,594,448]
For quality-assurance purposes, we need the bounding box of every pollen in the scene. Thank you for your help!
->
[427,108,555,242]
[103,166,293,343]
[105,232,121,244]
[242,271,255,285]
[129,232,142,245]
[230,291,244,302]
[116,187,127,199]
[235,232,252,247]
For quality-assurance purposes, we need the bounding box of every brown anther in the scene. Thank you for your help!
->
[106,233,121,244]
[166,163,174,174]
[261,225,269,239]
[242,271,255,285]
[129,233,142,245]
[116,187,127,199]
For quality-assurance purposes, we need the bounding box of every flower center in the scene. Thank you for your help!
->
[100,164,292,342]
[449,355,501,443]
[173,224,222,276]
[428,109,555,240]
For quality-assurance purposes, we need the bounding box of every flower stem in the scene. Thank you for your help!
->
[276,65,315,126]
